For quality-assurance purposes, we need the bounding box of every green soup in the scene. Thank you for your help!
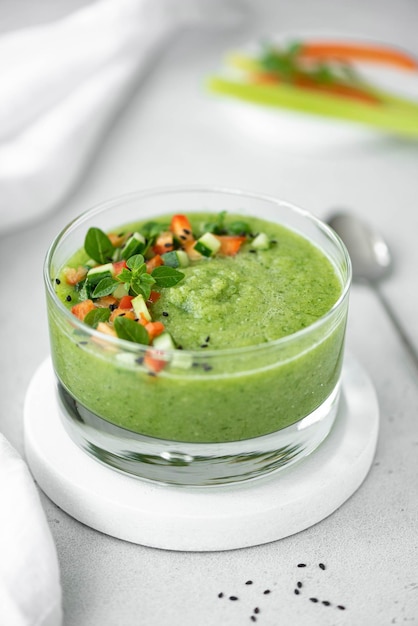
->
[48,213,346,443]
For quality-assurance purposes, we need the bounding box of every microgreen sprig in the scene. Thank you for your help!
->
[89,253,184,302]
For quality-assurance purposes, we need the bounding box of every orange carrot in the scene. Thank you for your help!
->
[216,235,246,256]
[144,350,167,373]
[299,41,418,71]
[251,71,380,104]
[146,254,164,273]
[71,299,95,321]
[145,321,165,341]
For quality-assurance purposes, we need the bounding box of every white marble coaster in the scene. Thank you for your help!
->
[24,354,379,551]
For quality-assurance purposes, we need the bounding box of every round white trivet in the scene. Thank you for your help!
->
[24,354,379,551]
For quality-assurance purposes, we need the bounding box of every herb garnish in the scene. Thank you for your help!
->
[84,307,111,328]
[84,227,115,264]
[113,316,150,344]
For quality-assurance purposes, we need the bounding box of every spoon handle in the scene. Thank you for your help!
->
[373,282,418,374]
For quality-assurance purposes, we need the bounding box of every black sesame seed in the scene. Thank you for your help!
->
[183,228,191,235]
[120,313,126,316]
[229,596,238,601]
[205,336,210,343]
[309,598,318,603]
[162,312,169,317]
[297,563,307,568]
[55,278,61,285]
[250,617,257,623]
[254,608,260,614]
[135,357,144,365]
[249,249,257,254]
[218,592,224,598]
[297,582,302,589]
[263,589,271,595]
[147,371,157,377]
[118,232,124,237]
[192,362,200,368]
[177,345,183,350]
[319,563,326,570]
[245,581,253,585]
[294,589,300,595]
[66,295,72,302]
[200,344,209,348]
[202,364,213,371]
[180,235,187,241]
[322,601,331,606]
[164,242,172,248]
[337,605,346,610]
[109,303,117,311]
[78,341,88,345]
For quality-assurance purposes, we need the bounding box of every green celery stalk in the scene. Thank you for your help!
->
[208,76,418,139]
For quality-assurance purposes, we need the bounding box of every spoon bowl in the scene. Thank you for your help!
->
[327,212,392,283]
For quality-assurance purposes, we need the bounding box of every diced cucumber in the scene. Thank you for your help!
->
[193,232,221,257]
[132,294,151,322]
[161,250,190,268]
[251,232,270,250]
[121,232,146,259]
[113,282,129,299]
[152,331,176,351]
[86,263,115,285]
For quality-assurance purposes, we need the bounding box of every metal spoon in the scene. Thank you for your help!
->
[327,211,418,370]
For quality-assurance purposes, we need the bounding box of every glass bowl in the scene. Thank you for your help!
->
[44,186,351,486]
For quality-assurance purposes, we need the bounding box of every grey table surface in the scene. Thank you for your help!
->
[1,1,418,625]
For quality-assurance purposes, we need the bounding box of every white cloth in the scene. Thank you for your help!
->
[0,434,62,626]
[0,0,246,235]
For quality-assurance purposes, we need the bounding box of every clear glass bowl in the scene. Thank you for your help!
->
[44,187,351,486]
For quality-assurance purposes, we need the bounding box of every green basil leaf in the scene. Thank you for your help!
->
[84,227,115,264]
[131,273,155,300]
[84,307,111,328]
[116,268,133,284]
[114,317,149,345]
[141,221,168,239]
[127,254,145,271]
[151,266,185,288]
[92,277,119,298]
[77,279,92,301]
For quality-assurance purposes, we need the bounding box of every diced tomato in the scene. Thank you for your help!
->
[71,299,95,321]
[112,260,128,276]
[63,265,88,285]
[96,295,118,308]
[146,254,164,273]
[119,295,134,309]
[144,350,167,373]
[170,214,194,243]
[145,321,165,341]
[153,231,174,255]
[216,235,247,256]
[147,291,161,304]
[110,308,136,322]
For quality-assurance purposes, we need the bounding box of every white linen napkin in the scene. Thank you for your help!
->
[0,434,62,626]
[0,0,246,235]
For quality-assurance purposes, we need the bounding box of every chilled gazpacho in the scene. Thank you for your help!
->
[48,210,346,443]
